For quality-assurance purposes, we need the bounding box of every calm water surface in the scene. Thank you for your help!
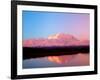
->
[23,53,89,69]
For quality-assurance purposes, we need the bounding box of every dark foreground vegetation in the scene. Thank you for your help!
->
[23,46,89,59]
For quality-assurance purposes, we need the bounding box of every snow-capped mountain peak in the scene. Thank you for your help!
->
[23,33,89,47]
[48,33,77,41]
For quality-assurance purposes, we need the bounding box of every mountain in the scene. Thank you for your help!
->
[48,33,78,41]
[23,33,89,47]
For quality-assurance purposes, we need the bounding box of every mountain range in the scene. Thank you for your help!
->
[23,33,89,47]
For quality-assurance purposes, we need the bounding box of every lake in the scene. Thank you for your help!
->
[23,53,89,69]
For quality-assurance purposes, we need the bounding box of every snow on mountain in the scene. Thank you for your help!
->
[48,33,77,40]
[23,33,89,47]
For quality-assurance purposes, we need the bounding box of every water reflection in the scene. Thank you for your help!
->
[23,53,89,69]
[48,55,74,64]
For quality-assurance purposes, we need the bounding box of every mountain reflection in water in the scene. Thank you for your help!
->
[48,55,74,64]
[23,53,89,69]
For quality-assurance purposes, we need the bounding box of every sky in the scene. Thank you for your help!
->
[22,11,90,40]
